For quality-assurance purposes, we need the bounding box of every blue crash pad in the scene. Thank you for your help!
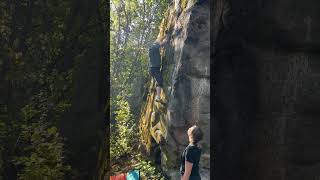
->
[126,170,140,180]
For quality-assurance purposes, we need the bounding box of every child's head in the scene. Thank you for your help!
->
[187,125,203,144]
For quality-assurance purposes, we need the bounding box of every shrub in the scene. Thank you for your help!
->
[13,122,70,180]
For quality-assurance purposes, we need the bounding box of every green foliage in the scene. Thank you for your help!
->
[110,96,137,160]
[8,87,72,179]
[0,0,77,178]
[110,97,166,179]
[135,154,166,180]
[13,122,70,180]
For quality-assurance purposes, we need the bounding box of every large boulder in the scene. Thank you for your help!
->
[139,0,210,179]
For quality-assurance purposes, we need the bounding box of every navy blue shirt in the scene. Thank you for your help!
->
[180,144,202,179]
[148,42,161,68]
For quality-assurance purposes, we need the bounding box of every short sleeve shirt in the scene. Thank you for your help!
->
[180,144,202,179]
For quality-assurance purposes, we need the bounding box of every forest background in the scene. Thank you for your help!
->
[0,0,169,179]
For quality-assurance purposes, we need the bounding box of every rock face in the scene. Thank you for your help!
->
[139,0,210,179]
[213,0,320,180]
